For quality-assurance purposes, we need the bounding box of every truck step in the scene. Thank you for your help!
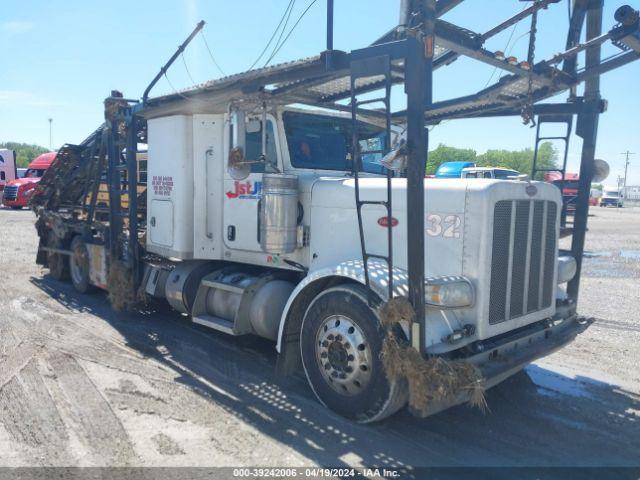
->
[192,314,238,335]
[200,279,245,295]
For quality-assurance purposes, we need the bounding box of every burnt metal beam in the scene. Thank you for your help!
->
[434,33,563,83]
[563,0,588,91]
[406,0,436,353]
[372,0,464,46]
[142,20,205,104]
[480,0,560,41]
[568,0,603,304]
[576,50,640,82]
[326,0,334,51]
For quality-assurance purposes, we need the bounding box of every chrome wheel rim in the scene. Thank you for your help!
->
[315,314,372,396]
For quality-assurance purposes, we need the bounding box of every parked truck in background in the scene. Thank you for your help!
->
[461,166,520,179]
[0,149,17,193]
[434,161,475,178]
[2,152,56,209]
[600,186,624,207]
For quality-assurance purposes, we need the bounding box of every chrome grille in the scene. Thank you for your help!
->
[489,200,558,325]
[3,185,18,202]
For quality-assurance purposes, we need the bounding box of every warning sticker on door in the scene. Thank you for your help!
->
[152,176,174,196]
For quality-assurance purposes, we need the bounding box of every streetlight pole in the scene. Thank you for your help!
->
[48,118,53,150]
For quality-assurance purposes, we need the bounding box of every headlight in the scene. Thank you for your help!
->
[557,255,577,284]
[425,276,474,308]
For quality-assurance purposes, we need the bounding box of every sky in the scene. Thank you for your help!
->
[1,0,639,185]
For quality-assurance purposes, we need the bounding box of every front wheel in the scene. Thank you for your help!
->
[300,284,407,423]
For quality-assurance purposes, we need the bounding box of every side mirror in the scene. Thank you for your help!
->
[228,147,250,180]
[381,138,407,172]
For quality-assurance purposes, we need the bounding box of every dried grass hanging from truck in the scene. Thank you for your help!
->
[378,297,487,415]
[107,260,146,312]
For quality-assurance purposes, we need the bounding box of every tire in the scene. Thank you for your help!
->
[300,284,408,423]
[69,236,94,293]
[10,206,22,210]
[47,237,70,281]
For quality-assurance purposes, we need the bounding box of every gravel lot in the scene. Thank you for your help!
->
[0,206,638,468]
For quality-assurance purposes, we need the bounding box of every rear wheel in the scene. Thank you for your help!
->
[70,236,94,293]
[300,284,407,423]
[47,236,69,281]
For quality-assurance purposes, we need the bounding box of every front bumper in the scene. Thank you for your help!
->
[414,310,592,417]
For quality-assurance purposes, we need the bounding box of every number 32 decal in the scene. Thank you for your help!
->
[426,214,461,238]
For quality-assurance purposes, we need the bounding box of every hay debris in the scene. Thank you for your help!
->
[379,297,487,415]
[107,261,146,312]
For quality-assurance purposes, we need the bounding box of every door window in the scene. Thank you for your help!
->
[245,120,277,173]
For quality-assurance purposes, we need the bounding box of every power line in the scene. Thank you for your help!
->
[264,0,319,67]
[201,31,226,77]
[181,52,197,85]
[268,0,297,66]
[484,3,529,88]
[162,71,210,107]
[248,0,296,71]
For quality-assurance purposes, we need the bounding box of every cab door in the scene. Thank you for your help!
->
[223,113,280,253]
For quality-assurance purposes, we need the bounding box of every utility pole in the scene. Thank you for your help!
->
[621,150,634,197]
[48,118,53,150]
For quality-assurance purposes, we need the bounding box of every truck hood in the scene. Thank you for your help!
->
[309,175,561,276]
[6,177,40,187]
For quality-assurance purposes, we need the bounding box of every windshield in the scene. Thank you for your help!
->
[494,169,520,179]
[283,111,387,174]
[24,168,46,178]
[604,190,619,196]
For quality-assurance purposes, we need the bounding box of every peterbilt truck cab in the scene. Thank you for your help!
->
[32,0,636,424]
[2,152,56,209]
[134,105,581,421]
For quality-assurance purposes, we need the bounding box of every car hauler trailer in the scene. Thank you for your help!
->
[30,1,640,422]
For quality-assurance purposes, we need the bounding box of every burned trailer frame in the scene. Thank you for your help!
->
[32,0,640,357]
[31,97,149,288]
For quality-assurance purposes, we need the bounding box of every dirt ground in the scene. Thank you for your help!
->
[0,206,638,468]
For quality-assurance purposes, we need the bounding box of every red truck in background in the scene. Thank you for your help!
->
[2,152,56,209]
[544,171,599,213]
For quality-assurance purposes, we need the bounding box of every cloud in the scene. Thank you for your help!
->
[0,20,34,36]
[0,90,64,108]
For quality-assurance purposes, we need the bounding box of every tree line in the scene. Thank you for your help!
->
[1,138,559,175]
[0,142,50,168]
[426,141,559,178]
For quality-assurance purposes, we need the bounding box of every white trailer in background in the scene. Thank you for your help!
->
[0,149,17,193]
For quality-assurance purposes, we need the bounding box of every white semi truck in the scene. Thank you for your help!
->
[32,103,584,422]
[31,1,640,422]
